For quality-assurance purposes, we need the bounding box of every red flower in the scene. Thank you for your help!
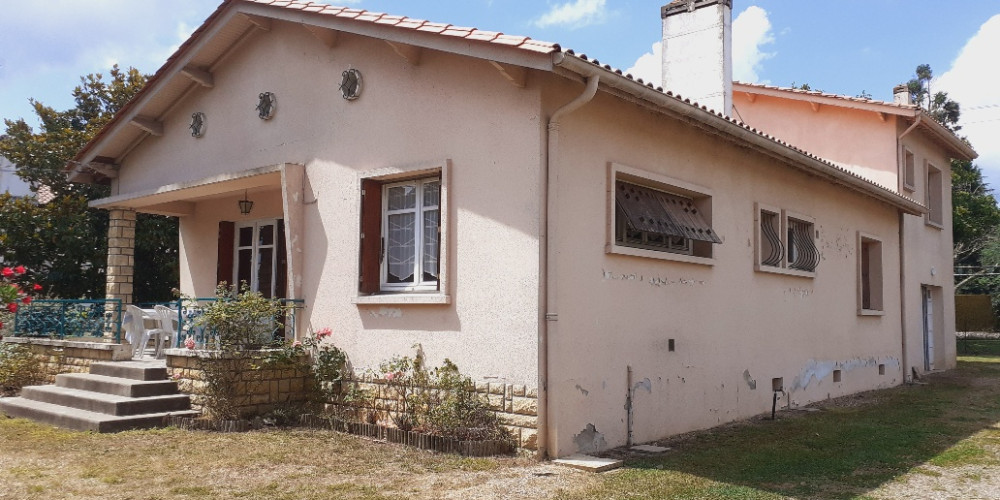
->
[32,284,42,291]
[22,296,32,305]
[1,268,12,278]
[13,266,25,275]
[6,302,17,313]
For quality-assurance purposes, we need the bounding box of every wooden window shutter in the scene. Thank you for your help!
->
[217,221,235,287]
[359,178,382,294]
[276,219,288,299]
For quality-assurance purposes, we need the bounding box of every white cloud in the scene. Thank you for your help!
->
[534,0,607,29]
[624,5,775,89]
[731,6,775,83]
[936,14,1000,189]
[625,42,662,87]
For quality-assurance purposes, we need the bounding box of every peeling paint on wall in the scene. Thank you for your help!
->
[633,378,651,394]
[742,369,757,390]
[602,269,706,287]
[368,307,402,318]
[784,287,814,298]
[790,357,901,393]
[573,423,608,454]
[575,384,589,397]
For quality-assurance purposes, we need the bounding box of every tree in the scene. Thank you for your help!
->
[906,64,961,132]
[0,66,178,302]
[952,159,1000,292]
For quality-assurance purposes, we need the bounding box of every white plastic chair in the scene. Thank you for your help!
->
[124,305,167,359]
[152,305,178,358]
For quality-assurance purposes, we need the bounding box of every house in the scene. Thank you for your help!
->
[63,0,974,458]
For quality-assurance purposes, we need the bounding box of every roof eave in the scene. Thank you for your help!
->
[556,55,926,216]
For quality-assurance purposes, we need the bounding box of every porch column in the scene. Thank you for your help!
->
[106,208,136,305]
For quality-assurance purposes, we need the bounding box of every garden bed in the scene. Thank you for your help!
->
[164,413,515,456]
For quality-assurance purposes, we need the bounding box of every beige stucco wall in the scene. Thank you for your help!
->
[116,21,545,385]
[734,95,957,378]
[733,93,899,190]
[542,78,906,457]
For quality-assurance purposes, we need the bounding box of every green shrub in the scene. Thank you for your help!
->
[377,346,512,441]
[0,342,44,396]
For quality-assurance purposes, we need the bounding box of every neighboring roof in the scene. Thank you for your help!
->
[70,0,926,215]
[734,81,977,161]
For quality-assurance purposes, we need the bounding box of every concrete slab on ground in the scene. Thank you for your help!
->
[553,454,623,473]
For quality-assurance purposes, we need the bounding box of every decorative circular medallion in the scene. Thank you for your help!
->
[256,92,276,120]
[340,69,362,100]
[190,112,206,138]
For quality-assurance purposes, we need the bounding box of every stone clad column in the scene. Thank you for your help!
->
[106,208,136,305]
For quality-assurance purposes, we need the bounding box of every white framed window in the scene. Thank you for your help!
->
[382,178,440,292]
[356,160,450,304]
[755,204,819,277]
[607,163,720,265]
[858,233,884,315]
[233,219,281,298]
[926,163,943,228]
[901,148,916,193]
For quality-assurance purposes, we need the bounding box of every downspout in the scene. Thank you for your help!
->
[897,114,919,383]
[899,211,910,383]
[538,69,599,460]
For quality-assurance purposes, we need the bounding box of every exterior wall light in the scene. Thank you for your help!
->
[238,190,254,215]
[256,92,276,120]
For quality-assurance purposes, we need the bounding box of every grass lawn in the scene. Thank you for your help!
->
[2,357,1000,499]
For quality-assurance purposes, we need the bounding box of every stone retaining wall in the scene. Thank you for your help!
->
[337,373,539,451]
[2,338,132,382]
[165,349,313,417]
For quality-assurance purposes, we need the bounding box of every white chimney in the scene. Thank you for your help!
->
[661,0,733,116]
[892,84,911,105]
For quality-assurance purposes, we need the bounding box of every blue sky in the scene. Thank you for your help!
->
[2,0,999,185]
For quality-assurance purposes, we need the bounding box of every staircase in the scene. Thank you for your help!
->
[0,361,199,432]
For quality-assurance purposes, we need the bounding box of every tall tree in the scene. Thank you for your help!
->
[0,66,178,301]
[906,64,962,132]
[952,159,1000,292]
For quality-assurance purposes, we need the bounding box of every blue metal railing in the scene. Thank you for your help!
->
[13,299,123,343]
[142,298,305,349]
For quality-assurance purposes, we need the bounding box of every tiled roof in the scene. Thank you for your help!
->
[559,51,923,208]
[734,81,916,110]
[243,0,560,53]
[69,0,928,211]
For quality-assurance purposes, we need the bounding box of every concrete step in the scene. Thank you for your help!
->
[89,361,168,381]
[19,385,191,416]
[56,373,179,398]
[0,397,199,433]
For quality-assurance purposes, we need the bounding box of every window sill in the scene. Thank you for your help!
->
[924,219,944,230]
[858,309,884,317]
[754,264,816,279]
[353,294,451,305]
[607,244,713,266]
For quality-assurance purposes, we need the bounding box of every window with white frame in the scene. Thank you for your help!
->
[755,203,819,275]
[859,234,884,314]
[926,163,943,227]
[902,148,916,192]
[613,177,720,260]
[382,178,440,291]
[358,168,446,297]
